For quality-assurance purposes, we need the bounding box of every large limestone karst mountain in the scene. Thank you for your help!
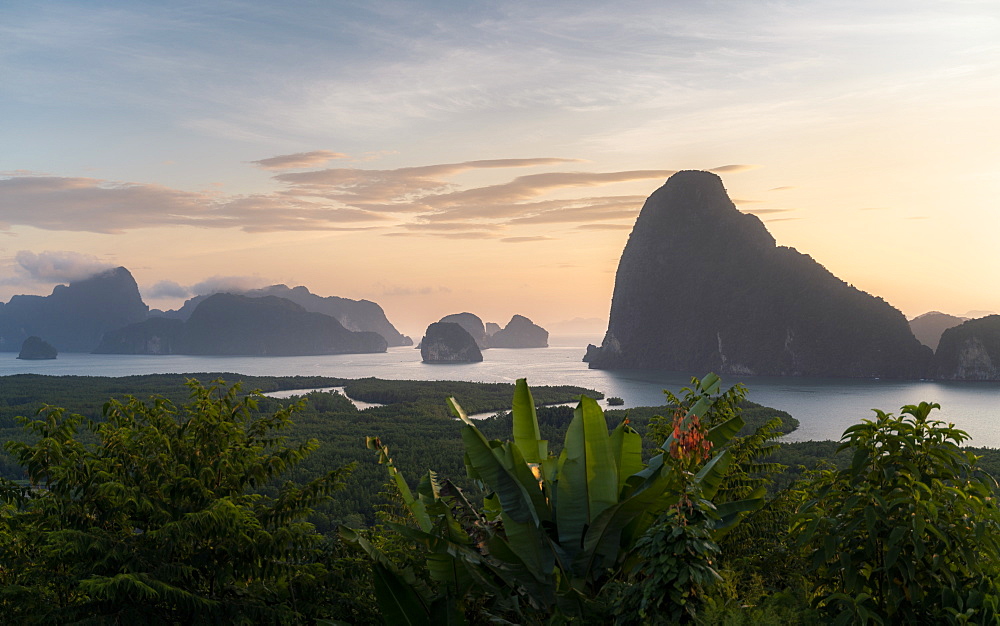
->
[585,170,932,378]
[0,267,148,353]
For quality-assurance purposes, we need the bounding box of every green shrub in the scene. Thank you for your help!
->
[794,402,1000,624]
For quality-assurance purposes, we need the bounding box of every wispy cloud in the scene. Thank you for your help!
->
[380,284,452,296]
[251,150,349,170]
[273,158,583,211]
[191,275,271,295]
[709,164,759,173]
[417,172,669,219]
[576,223,633,230]
[144,279,190,299]
[0,174,388,233]
[10,250,114,284]
[744,208,796,215]
[501,236,555,243]
[0,158,665,236]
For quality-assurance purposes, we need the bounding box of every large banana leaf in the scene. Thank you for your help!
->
[694,449,733,501]
[511,378,547,463]
[459,424,540,527]
[372,562,435,626]
[502,441,550,522]
[711,489,767,539]
[341,527,438,624]
[706,415,745,448]
[556,396,619,551]
[610,420,643,494]
[576,460,680,578]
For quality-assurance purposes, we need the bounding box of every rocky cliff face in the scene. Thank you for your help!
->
[97,293,387,356]
[489,315,549,348]
[153,284,411,347]
[933,315,1000,380]
[586,170,931,378]
[0,267,148,353]
[420,322,483,363]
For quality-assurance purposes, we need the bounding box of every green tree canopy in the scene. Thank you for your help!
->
[0,379,349,624]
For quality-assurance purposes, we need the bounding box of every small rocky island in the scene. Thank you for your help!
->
[489,314,549,348]
[439,313,490,349]
[420,322,484,363]
[17,336,58,360]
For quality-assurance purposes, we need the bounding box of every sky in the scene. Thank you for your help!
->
[2,0,998,339]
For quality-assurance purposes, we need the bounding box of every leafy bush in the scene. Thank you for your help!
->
[0,380,350,624]
[794,402,1000,624]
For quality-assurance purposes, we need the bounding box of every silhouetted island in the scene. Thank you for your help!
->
[585,170,931,378]
[97,293,387,356]
[17,336,57,360]
[489,315,549,348]
[152,284,411,347]
[438,313,490,349]
[420,322,483,363]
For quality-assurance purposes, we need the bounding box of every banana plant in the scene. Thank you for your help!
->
[344,374,762,623]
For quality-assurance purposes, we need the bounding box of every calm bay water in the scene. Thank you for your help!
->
[1,340,998,447]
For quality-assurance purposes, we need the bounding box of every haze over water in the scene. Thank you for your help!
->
[3,339,998,448]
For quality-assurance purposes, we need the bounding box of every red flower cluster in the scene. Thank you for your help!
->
[668,412,713,465]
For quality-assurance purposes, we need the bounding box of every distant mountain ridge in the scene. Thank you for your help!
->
[152,284,411,347]
[909,311,969,351]
[97,293,387,356]
[0,268,405,355]
[586,170,932,378]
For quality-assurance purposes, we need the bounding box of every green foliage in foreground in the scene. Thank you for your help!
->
[348,375,765,624]
[794,402,1000,624]
[2,372,999,624]
[0,380,349,624]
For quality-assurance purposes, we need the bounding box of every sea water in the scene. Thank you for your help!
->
[1,341,997,447]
